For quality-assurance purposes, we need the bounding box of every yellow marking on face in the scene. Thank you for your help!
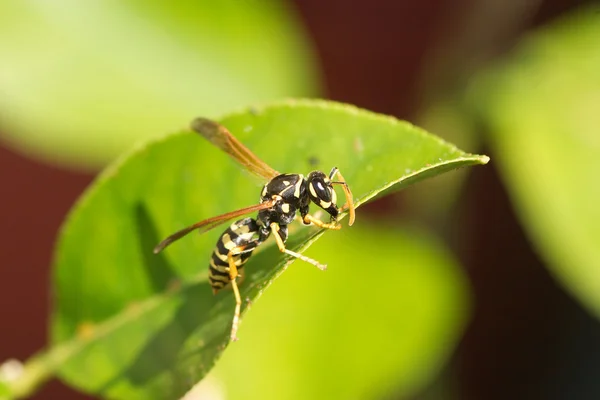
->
[330,188,337,204]
[309,183,318,198]
[320,201,331,209]
[281,203,290,214]
[229,222,239,231]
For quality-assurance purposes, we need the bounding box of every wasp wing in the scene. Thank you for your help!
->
[153,199,276,254]
[191,118,279,181]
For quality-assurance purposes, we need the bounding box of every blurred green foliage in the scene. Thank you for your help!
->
[0,0,317,170]
[409,99,482,223]
[41,100,486,399]
[469,7,600,317]
[207,223,469,400]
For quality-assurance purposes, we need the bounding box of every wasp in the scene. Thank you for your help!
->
[154,118,355,341]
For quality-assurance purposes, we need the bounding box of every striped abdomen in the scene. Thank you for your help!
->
[209,217,260,292]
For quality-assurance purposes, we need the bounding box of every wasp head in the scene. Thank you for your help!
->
[306,170,339,220]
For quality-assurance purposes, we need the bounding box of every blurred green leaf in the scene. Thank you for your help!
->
[206,223,469,400]
[469,7,600,316]
[8,99,488,399]
[408,99,483,224]
[0,0,317,170]
[0,382,10,398]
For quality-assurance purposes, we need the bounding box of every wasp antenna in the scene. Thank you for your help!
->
[328,167,339,179]
[330,168,355,226]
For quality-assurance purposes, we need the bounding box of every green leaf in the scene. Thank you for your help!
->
[206,223,469,400]
[468,7,600,318]
[0,382,11,399]
[0,0,317,169]
[8,99,487,399]
[408,100,483,223]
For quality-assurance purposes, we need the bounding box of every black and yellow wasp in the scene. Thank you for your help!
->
[154,118,355,341]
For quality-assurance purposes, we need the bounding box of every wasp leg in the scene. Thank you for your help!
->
[329,167,355,226]
[226,243,259,342]
[270,223,327,271]
[302,213,341,230]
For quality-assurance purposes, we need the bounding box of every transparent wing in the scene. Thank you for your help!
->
[153,199,276,253]
[191,118,279,180]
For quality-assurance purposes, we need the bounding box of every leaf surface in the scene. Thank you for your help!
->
[36,100,487,399]
[206,223,470,400]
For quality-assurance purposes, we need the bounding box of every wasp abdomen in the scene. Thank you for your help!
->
[208,217,260,292]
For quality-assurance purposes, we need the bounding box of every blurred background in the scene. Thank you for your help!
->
[1,0,599,399]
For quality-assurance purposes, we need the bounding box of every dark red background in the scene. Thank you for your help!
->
[1,0,597,398]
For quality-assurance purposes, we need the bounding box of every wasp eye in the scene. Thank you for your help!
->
[310,179,331,202]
